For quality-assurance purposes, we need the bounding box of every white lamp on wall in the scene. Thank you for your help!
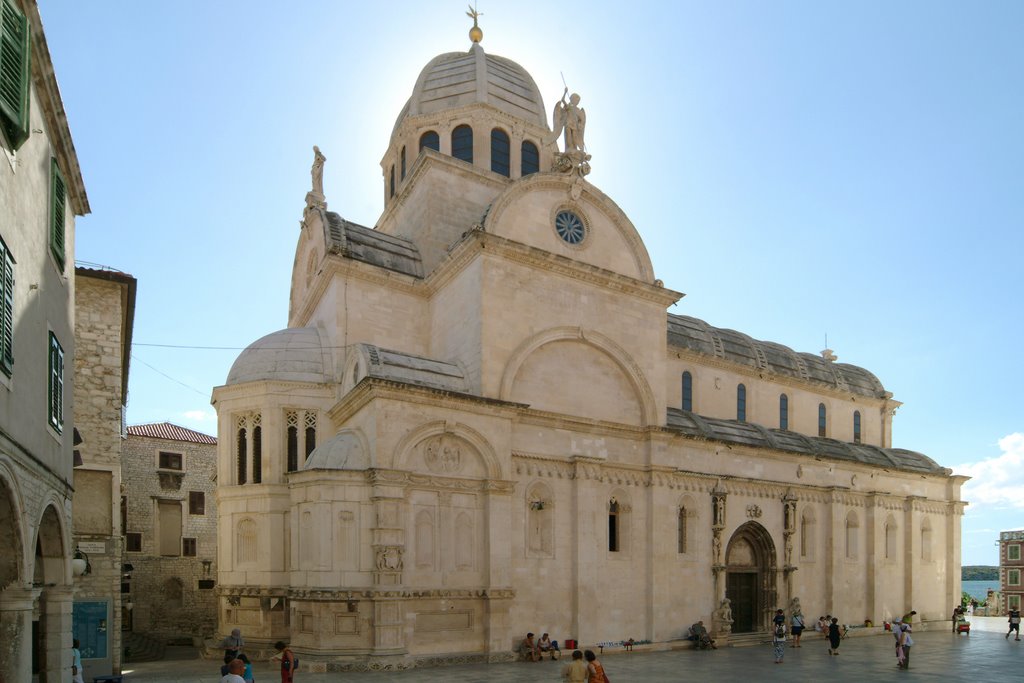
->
[71,547,91,577]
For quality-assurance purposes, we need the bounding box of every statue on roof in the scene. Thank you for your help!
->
[546,86,591,177]
[311,145,326,197]
[466,4,483,43]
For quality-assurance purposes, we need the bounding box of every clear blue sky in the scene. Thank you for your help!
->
[38,1,1023,566]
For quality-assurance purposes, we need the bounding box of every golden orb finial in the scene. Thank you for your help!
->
[466,4,483,43]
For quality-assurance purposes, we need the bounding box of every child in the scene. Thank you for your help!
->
[827,617,841,655]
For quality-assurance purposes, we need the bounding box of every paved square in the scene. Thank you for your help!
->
[126,618,1021,682]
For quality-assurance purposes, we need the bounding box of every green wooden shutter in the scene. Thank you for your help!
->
[0,241,12,374]
[0,0,30,149]
[48,331,63,432]
[50,157,65,267]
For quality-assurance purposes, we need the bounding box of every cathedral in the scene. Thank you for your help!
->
[212,17,964,668]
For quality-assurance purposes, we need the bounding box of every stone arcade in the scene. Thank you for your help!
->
[212,21,964,669]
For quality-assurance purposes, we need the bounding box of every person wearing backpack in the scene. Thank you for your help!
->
[273,641,297,682]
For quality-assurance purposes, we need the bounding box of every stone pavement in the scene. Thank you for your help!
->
[122,618,1021,682]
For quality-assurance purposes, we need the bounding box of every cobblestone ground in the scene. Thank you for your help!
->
[122,617,1020,682]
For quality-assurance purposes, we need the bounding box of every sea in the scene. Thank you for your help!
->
[962,579,1000,600]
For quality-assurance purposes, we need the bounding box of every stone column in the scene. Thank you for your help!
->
[40,585,75,682]
[0,586,36,683]
[368,470,406,656]
[903,496,921,614]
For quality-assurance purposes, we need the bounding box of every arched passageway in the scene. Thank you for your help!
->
[724,521,778,633]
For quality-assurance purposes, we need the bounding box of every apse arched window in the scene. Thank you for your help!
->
[236,426,247,485]
[400,146,406,179]
[451,125,473,163]
[608,498,620,552]
[389,165,395,198]
[490,128,510,176]
[853,411,862,444]
[779,394,789,430]
[677,507,688,554]
[818,403,827,437]
[737,384,746,422]
[681,371,693,411]
[521,140,540,176]
[252,424,262,484]
[419,130,439,152]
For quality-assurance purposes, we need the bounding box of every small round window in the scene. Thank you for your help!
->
[554,210,586,245]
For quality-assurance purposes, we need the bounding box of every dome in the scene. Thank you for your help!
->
[393,43,548,134]
[226,327,330,385]
[303,432,369,471]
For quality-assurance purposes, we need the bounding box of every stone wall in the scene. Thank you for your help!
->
[122,432,218,642]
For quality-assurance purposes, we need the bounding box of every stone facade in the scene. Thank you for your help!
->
[212,32,966,669]
[0,2,90,681]
[999,529,1023,615]
[122,425,219,643]
[71,268,136,679]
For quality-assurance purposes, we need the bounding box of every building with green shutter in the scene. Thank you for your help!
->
[0,1,89,681]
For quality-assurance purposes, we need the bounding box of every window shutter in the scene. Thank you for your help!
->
[0,0,30,149]
[48,332,63,431]
[0,241,12,373]
[50,157,66,267]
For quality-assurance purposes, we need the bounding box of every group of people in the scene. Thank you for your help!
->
[561,649,610,682]
[519,632,561,661]
[219,629,298,683]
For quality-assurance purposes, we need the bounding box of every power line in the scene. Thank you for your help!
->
[130,353,211,397]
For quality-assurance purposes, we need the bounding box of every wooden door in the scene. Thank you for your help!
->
[727,572,758,633]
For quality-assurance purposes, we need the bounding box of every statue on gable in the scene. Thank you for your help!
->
[545,87,591,176]
[305,145,328,220]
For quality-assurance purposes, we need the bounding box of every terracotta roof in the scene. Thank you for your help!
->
[126,422,217,445]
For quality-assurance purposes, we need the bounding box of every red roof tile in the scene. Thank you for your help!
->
[126,422,217,445]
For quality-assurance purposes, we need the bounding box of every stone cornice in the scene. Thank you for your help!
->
[25,3,88,214]
[217,584,517,602]
[212,380,333,405]
[506,452,961,514]
[432,231,680,306]
[327,378,524,425]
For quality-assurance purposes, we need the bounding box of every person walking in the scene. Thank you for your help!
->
[273,641,296,682]
[584,649,609,682]
[71,639,84,683]
[899,622,914,669]
[892,617,905,668]
[827,617,842,655]
[790,608,805,648]
[1008,607,1021,640]
[772,617,786,663]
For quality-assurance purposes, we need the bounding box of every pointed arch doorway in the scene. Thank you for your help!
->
[724,521,778,633]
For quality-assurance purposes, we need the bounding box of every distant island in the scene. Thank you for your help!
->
[962,565,998,581]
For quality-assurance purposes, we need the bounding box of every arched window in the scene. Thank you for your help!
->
[845,511,859,559]
[737,384,746,422]
[236,518,257,564]
[305,411,317,457]
[400,146,406,179]
[677,507,688,554]
[681,371,693,411]
[490,128,510,176]
[389,165,395,198]
[419,130,439,151]
[608,498,620,552]
[885,516,897,560]
[236,426,247,485]
[252,424,262,484]
[451,125,473,163]
[921,518,933,562]
[521,140,539,176]
[779,394,789,430]
[818,403,827,437]
[287,420,298,472]
[800,509,814,559]
[853,411,862,444]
